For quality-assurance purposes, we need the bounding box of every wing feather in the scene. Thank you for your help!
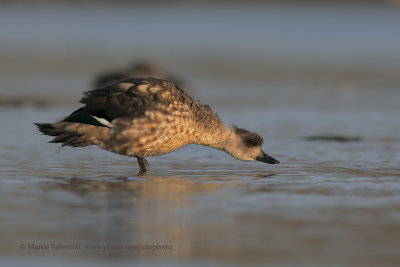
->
[79,77,191,122]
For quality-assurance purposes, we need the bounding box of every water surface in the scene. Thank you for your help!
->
[1,100,400,267]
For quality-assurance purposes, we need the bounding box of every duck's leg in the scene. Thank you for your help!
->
[136,156,149,174]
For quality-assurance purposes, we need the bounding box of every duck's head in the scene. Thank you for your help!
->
[224,125,279,164]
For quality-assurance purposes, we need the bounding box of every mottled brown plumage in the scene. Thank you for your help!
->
[93,61,189,93]
[35,77,279,174]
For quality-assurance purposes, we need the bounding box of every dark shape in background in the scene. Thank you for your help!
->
[93,60,191,93]
[304,135,362,142]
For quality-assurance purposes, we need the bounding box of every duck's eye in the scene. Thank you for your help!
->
[246,141,255,147]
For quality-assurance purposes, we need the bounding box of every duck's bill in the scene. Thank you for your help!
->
[256,151,280,164]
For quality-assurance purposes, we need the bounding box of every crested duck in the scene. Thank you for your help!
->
[35,77,279,174]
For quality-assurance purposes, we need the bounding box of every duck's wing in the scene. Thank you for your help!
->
[61,77,195,156]
[37,78,197,151]
[64,77,191,127]
[92,62,190,93]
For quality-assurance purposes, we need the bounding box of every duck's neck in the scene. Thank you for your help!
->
[191,122,232,150]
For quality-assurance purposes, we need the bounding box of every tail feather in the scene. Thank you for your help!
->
[35,123,59,136]
[34,122,95,147]
[60,135,80,147]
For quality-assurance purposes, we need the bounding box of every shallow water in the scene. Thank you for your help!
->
[1,98,400,266]
[1,2,400,267]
